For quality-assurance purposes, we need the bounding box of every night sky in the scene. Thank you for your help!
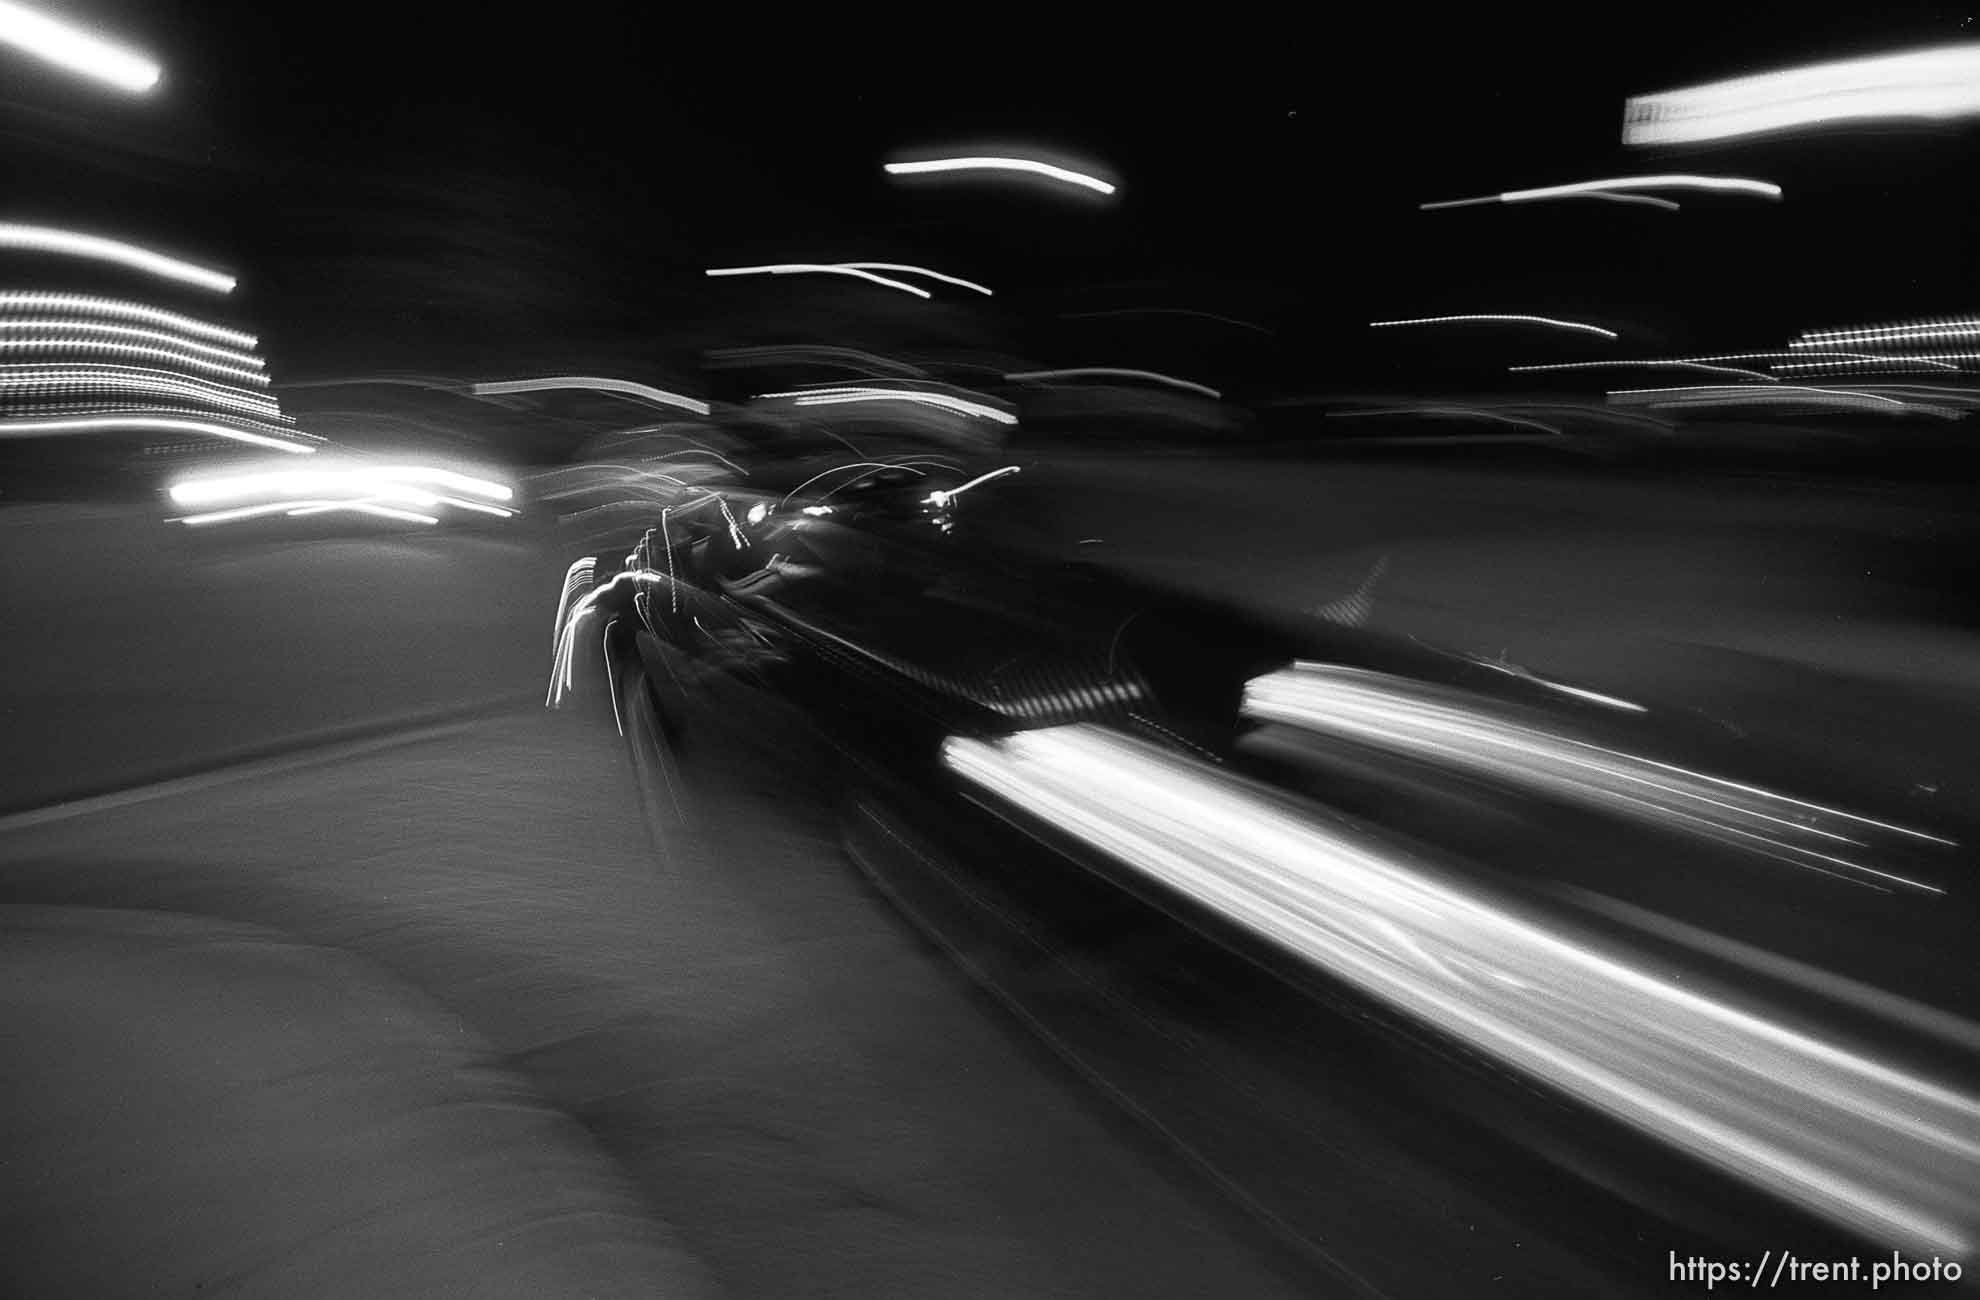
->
[8,3,1980,396]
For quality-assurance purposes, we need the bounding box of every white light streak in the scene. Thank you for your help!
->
[284,501,440,525]
[768,384,1016,424]
[1608,384,1909,410]
[1625,42,1980,145]
[472,376,709,415]
[0,413,312,452]
[0,364,285,418]
[945,723,1978,1257]
[0,293,254,347]
[1423,174,1782,211]
[925,464,1020,508]
[0,224,234,293]
[0,0,160,93]
[1793,319,1980,349]
[837,262,993,295]
[885,156,1116,195]
[0,338,267,384]
[1004,367,1222,398]
[704,264,931,299]
[1510,359,1778,382]
[1371,315,1619,341]
[0,318,264,368]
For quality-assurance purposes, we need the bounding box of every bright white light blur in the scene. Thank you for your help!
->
[837,263,994,295]
[1370,315,1619,341]
[1,413,311,453]
[1793,318,1980,349]
[472,376,709,415]
[704,264,932,299]
[1625,42,1980,145]
[1004,367,1222,399]
[885,157,1116,196]
[0,293,254,347]
[168,464,510,508]
[745,502,770,524]
[800,504,833,516]
[0,0,159,93]
[946,724,1979,1257]
[0,224,233,294]
[1423,174,1782,211]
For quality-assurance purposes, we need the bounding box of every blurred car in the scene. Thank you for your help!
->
[547,450,1980,1297]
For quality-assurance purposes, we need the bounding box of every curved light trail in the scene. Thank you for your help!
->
[0,224,235,294]
[704,264,931,299]
[885,156,1116,196]
[1005,367,1222,399]
[472,376,709,415]
[1370,315,1619,341]
[1423,174,1782,211]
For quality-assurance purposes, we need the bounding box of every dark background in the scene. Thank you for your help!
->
[7,3,1980,393]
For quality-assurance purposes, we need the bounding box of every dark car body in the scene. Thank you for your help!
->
[549,450,1980,1298]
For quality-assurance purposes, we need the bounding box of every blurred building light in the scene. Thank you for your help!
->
[1370,315,1619,341]
[1004,367,1222,399]
[0,0,160,94]
[0,336,265,383]
[0,293,254,348]
[1624,42,1980,145]
[1794,317,1980,348]
[472,376,709,415]
[704,264,932,299]
[1423,174,1782,211]
[885,156,1117,196]
[0,224,234,294]
[0,364,286,418]
[0,412,313,452]
[0,319,263,368]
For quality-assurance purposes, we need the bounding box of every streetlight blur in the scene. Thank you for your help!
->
[0,0,161,95]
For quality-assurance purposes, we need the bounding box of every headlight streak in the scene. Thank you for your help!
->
[1371,315,1619,341]
[471,376,710,415]
[0,294,254,347]
[924,464,1020,508]
[0,413,313,452]
[0,224,234,293]
[704,264,932,299]
[1004,367,1222,399]
[1243,664,1954,886]
[1421,174,1783,211]
[0,338,268,384]
[1466,653,1649,713]
[885,156,1117,195]
[942,724,1980,1257]
[283,501,440,525]
[1625,42,1980,145]
[835,263,993,295]
[0,0,159,92]
[1510,359,1780,383]
[0,365,287,418]
[168,465,511,508]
